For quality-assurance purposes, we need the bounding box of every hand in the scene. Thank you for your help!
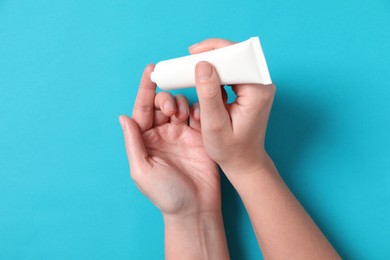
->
[189,39,276,175]
[189,39,340,259]
[119,64,221,217]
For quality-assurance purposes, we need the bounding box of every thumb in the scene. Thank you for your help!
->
[119,115,150,178]
[195,61,231,132]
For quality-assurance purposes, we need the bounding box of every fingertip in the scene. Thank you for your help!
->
[119,115,125,129]
[188,42,200,54]
[119,115,133,130]
[177,103,189,119]
[141,64,156,86]
[195,60,212,67]
[188,48,196,55]
[155,92,177,116]
[188,38,235,54]
[189,103,201,131]
[170,95,190,125]
[163,100,176,116]
[193,107,200,121]
[195,61,214,83]
[145,63,155,72]
[176,95,190,119]
[191,103,200,121]
[120,115,136,132]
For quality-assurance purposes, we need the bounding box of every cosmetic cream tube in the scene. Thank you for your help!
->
[150,37,272,90]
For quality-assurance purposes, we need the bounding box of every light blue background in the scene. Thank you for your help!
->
[1,0,389,259]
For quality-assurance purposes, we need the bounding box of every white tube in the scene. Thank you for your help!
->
[150,37,272,90]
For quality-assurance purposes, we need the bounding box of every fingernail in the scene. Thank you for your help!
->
[196,62,212,82]
[179,104,188,115]
[164,100,175,112]
[188,42,200,49]
[194,106,200,119]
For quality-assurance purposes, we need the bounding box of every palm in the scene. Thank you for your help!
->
[139,122,220,216]
[122,65,221,216]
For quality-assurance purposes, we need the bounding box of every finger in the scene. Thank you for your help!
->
[154,92,176,117]
[195,61,231,133]
[189,102,201,131]
[132,64,156,133]
[153,110,170,126]
[153,92,176,126]
[188,38,235,54]
[232,83,276,110]
[119,115,151,180]
[221,86,228,104]
[170,95,190,125]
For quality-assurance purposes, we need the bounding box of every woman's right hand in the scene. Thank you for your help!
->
[189,39,276,176]
[190,39,340,260]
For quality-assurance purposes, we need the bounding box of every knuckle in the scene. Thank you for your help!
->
[157,92,172,100]
[155,93,167,106]
[258,85,275,103]
[155,92,164,100]
[175,94,186,100]
[175,94,188,104]
[199,86,220,101]
[133,104,154,113]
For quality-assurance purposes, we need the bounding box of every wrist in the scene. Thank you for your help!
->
[163,210,224,232]
[221,153,282,197]
[221,151,276,179]
[163,211,229,260]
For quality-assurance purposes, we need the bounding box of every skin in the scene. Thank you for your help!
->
[189,39,341,259]
[119,65,229,260]
[120,38,340,259]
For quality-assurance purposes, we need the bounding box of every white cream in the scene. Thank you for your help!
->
[150,36,272,90]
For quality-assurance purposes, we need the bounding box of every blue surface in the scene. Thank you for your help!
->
[1,0,389,259]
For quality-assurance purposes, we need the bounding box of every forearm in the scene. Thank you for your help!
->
[224,155,340,259]
[163,212,230,260]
